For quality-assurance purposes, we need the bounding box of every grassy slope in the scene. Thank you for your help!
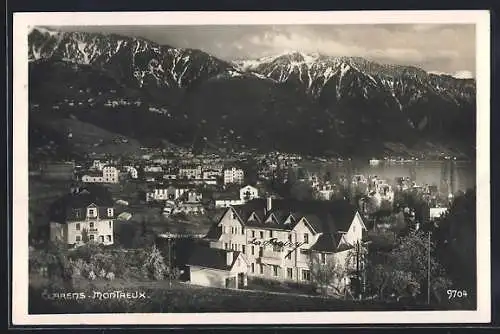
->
[29,274,453,314]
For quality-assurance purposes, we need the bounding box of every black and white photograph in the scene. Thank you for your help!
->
[12,10,490,325]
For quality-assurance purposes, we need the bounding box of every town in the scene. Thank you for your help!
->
[28,144,475,313]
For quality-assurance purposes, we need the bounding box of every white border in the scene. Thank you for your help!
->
[12,10,491,325]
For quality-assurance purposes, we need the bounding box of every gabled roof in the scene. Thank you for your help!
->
[227,199,359,233]
[49,186,114,223]
[310,232,344,253]
[187,245,240,271]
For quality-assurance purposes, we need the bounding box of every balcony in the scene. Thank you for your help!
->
[259,256,282,266]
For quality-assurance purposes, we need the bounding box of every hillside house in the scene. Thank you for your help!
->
[204,198,367,291]
[49,186,115,246]
[223,167,245,185]
[187,245,249,289]
[178,165,203,180]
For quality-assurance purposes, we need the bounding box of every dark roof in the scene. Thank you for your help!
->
[229,199,358,233]
[204,224,222,240]
[49,187,114,223]
[187,245,240,271]
[310,233,346,253]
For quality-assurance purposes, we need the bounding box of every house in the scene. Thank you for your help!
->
[187,245,249,288]
[102,166,119,184]
[430,207,448,221]
[91,160,107,171]
[239,185,259,201]
[146,185,190,202]
[123,166,138,179]
[172,202,206,216]
[82,171,104,183]
[144,165,163,173]
[223,167,245,185]
[48,186,115,246]
[178,165,202,180]
[214,193,244,208]
[82,166,119,184]
[204,198,366,290]
[203,170,222,179]
[215,185,259,208]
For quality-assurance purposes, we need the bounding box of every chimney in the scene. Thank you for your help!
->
[226,251,234,266]
[266,197,272,214]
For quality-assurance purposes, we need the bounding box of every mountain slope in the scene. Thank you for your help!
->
[28,28,476,157]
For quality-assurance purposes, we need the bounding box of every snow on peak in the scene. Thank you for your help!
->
[31,26,60,36]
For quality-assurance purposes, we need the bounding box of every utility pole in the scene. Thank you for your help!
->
[427,230,431,305]
[168,237,172,288]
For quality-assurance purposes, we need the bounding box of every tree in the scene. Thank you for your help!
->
[365,231,451,303]
[433,189,476,305]
[308,253,343,296]
[81,228,90,243]
[142,244,167,280]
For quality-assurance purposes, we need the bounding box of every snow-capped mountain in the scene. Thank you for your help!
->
[233,51,475,107]
[29,26,235,89]
[28,28,476,157]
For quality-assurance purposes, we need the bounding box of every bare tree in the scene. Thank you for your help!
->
[307,252,343,296]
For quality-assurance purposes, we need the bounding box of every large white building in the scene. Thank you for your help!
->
[49,187,115,246]
[223,167,244,185]
[179,166,203,180]
[192,198,367,291]
[82,166,119,184]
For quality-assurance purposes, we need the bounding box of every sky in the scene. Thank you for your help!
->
[53,24,476,78]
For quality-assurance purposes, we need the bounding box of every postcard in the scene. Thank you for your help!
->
[12,10,490,325]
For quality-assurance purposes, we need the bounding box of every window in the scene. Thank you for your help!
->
[251,263,255,273]
[225,243,229,250]
[251,246,255,255]
[231,227,234,234]
[259,247,263,257]
[107,208,113,217]
[321,253,326,264]
[100,236,105,243]
[259,264,264,274]
[74,209,81,218]
[75,235,81,242]
[242,245,246,254]
[241,227,245,235]
[287,268,293,279]
[304,233,309,244]
[259,231,264,239]
[89,235,95,241]
[251,230,255,238]
[87,208,97,217]
[109,221,112,228]
[107,235,112,241]
[273,265,279,277]
[302,269,310,281]
[89,222,95,229]
[76,223,81,231]
[285,251,292,260]
[288,233,292,242]
[269,230,273,238]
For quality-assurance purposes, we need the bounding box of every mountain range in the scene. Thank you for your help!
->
[28,26,476,158]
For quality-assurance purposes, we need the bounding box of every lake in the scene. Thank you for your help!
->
[300,159,476,194]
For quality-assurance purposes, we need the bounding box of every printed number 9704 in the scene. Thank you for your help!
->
[447,289,468,299]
